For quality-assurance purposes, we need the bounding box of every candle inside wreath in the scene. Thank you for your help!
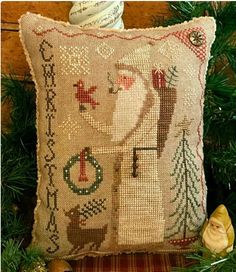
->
[79,148,88,182]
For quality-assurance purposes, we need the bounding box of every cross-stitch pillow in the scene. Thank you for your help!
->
[19,13,216,259]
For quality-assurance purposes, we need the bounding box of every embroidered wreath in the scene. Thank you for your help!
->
[63,149,103,195]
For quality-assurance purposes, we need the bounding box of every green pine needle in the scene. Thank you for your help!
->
[1,239,22,272]
[1,75,37,199]
[1,75,38,261]
[172,247,236,272]
[1,240,44,272]
[21,247,44,269]
[1,74,37,152]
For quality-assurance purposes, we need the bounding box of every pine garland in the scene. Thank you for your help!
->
[1,75,39,271]
[173,247,236,272]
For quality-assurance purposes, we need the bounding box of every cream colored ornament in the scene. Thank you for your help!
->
[69,1,124,29]
[201,204,235,256]
[47,259,73,272]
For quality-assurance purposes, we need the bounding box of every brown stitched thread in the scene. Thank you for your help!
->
[155,87,177,158]
[46,187,59,211]
[45,89,56,112]
[39,39,53,62]
[39,38,59,253]
[44,164,57,187]
[112,152,123,250]
[65,202,107,254]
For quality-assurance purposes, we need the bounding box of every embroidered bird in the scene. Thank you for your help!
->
[74,80,100,110]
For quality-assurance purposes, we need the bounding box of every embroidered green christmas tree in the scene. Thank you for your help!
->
[167,116,201,241]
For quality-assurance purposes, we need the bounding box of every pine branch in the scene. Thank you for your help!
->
[1,239,44,272]
[205,143,236,186]
[21,247,44,270]
[159,2,209,27]
[1,76,37,198]
[1,187,26,246]
[1,75,36,152]
[1,239,22,272]
[225,192,236,230]
[1,75,38,268]
[172,247,236,272]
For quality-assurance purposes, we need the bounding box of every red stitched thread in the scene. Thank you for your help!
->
[116,75,135,90]
[74,80,100,110]
[79,149,88,182]
[33,26,207,61]
[173,27,207,61]
[197,62,206,214]
[169,236,198,248]
[33,27,171,41]
[152,69,166,89]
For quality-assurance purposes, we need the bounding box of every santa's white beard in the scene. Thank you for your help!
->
[111,76,148,142]
[203,225,228,253]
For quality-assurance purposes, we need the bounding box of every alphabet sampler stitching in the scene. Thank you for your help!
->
[33,26,208,63]
[43,40,203,253]
[39,39,59,253]
[25,13,213,256]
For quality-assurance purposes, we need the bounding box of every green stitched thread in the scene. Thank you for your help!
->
[166,128,201,240]
[166,66,178,88]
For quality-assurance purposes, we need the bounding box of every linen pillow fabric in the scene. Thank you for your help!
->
[19,13,216,259]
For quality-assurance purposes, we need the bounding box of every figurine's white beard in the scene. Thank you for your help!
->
[111,76,147,142]
[203,225,228,253]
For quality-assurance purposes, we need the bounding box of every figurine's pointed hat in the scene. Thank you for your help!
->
[211,204,232,230]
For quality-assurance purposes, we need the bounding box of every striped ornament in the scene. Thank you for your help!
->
[69,1,124,29]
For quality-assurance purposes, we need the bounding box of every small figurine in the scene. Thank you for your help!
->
[201,204,235,256]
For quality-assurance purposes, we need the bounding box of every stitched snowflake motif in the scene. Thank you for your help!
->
[59,46,90,75]
[59,114,81,140]
[96,42,114,60]
[35,25,44,33]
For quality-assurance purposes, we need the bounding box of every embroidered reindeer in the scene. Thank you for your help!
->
[64,199,107,254]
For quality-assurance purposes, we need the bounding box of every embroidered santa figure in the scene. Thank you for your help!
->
[80,44,177,245]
